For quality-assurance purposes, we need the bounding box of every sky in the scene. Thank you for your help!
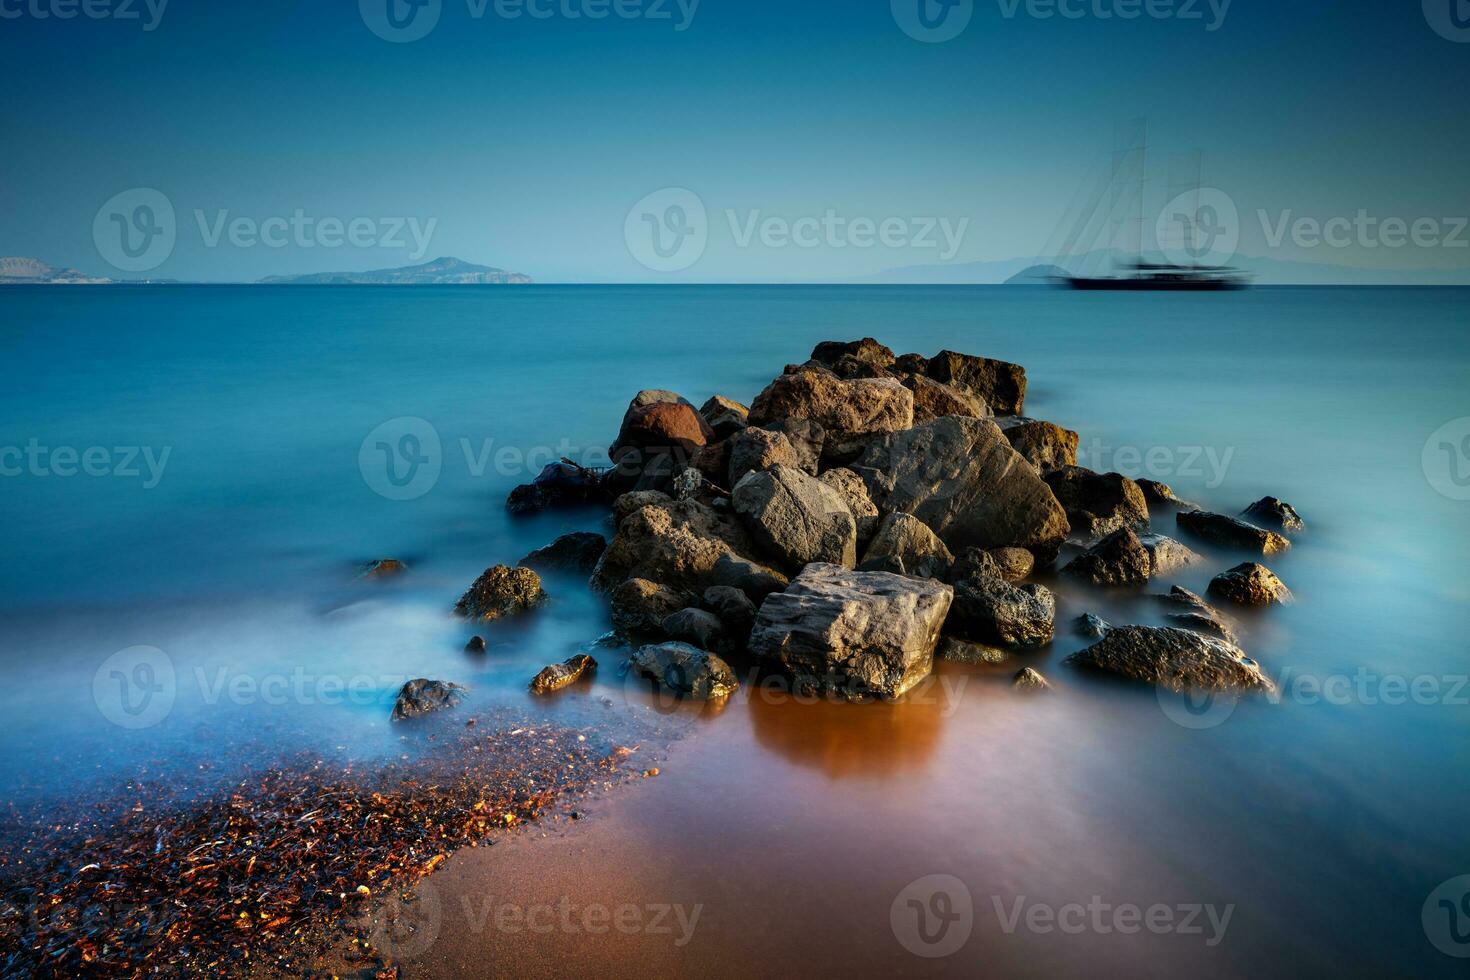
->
[1,0,1468,282]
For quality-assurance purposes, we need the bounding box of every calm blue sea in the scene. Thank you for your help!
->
[1,284,1468,976]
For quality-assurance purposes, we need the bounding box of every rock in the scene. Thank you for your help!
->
[455,566,548,621]
[1067,626,1275,694]
[702,585,758,641]
[1176,510,1291,555]
[997,418,1079,472]
[700,396,750,439]
[1139,533,1203,576]
[690,440,732,488]
[854,416,1070,558]
[819,468,881,546]
[987,547,1035,582]
[903,375,990,424]
[710,553,790,602]
[1075,613,1112,639]
[629,642,740,700]
[819,431,885,471]
[746,367,914,437]
[810,338,897,372]
[1137,479,1195,510]
[748,564,953,699]
[1063,527,1153,587]
[609,578,697,634]
[613,490,673,526]
[1208,563,1294,607]
[392,679,466,720]
[464,636,486,654]
[1013,667,1051,692]
[1043,466,1150,542]
[530,654,597,694]
[1153,586,1237,641]
[949,574,1056,648]
[612,392,711,455]
[949,547,1001,584]
[521,532,608,574]
[591,497,757,594]
[661,607,734,655]
[924,350,1027,415]
[1166,612,1238,643]
[894,353,929,376]
[727,427,800,488]
[762,418,825,475]
[361,559,407,580]
[629,389,693,410]
[732,465,858,570]
[859,512,954,580]
[938,637,1009,665]
[1242,497,1304,533]
[507,460,610,515]
[700,394,749,420]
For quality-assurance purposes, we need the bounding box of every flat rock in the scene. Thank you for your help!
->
[1063,527,1152,587]
[1176,510,1291,555]
[521,532,608,574]
[609,578,697,634]
[998,418,1079,473]
[859,512,954,580]
[630,642,740,700]
[455,566,548,621]
[727,427,800,487]
[1044,466,1150,542]
[1067,626,1275,694]
[904,375,990,424]
[748,564,953,699]
[1209,562,1294,607]
[747,367,914,437]
[733,464,858,571]
[949,574,1056,648]
[924,350,1028,415]
[530,654,597,694]
[392,679,466,721]
[591,497,757,594]
[1242,497,1305,533]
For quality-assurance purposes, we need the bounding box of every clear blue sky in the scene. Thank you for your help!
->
[1,0,1467,281]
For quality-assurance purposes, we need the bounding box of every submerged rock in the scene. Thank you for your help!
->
[530,654,598,694]
[904,375,990,424]
[455,566,548,621]
[1242,497,1305,533]
[748,563,953,699]
[464,636,487,654]
[392,679,466,721]
[520,532,608,574]
[609,578,697,634]
[1013,667,1051,692]
[361,559,407,580]
[859,512,954,580]
[1043,466,1150,542]
[1155,586,1237,642]
[1063,527,1152,587]
[996,418,1079,473]
[924,350,1028,415]
[746,367,914,437]
[1139,533,1203,576]
[1176,510,1291,555]
[1075,613,1112,639]
[732,464,858,570]
[1067,626,1275,694]
[629,642,740,700]
[938,636,1010,665]
[1209,562,1294,607]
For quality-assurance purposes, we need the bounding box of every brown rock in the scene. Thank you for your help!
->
[997,418,1079,472]
[455,566,548,621]
[591,498,757,595]
[904,375,990,423]
[1044,466,1150,542]
[530,654,597,694]
[1208,563,1294,607]
[924,350,1028,415]
[727,427,800,487]
[1067,626,1275,695]
[747,367,914,437]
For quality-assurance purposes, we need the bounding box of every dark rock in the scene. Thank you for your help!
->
[819,467,881,547]
[1067,626,1275,694]
[948,547,1001,584]
[710,553,790,602]
[521,532,608,574]
[1153,586,1237,641]
[464,636,487,654]
[661,607,734,655]
[987,547,1035,582]
[702,585,758,641]
[996,418,1079,473]
[859,512,954,580]
[629,642,740,700]
[591,497,758,594]
[924,350,1027,415]
[893,353,929,375]
[829,354,891,380]
[762,418,825,475]
[819,431,885,471]
[1137,479,1195,510]
[670,467,707,501]
[903,375,990,424]
[1043,466,1150,542]
[1166,612,1238,644]
[392,679,466,721]
[1242,497,1305,533]
[530,654,597,694]
[699,395,750,440]
[691,439,733,490]
[727,427,800,487]
[609,578,697,634]
[938,636,1009,665]
[507,460,611,515]
[1139,533,1203,576]
[748,563,953,699]
[361,559,407,580]
[747,367,914,437]
[949,575,1056,648]
[810,338,896,372]
[1075,613,1112,639]
[455,566,548,621]
[1208,563,1294,607]
[732,464,858,570]
[1176,510,1291,555]
[1063,527,1152,587]
[1013,667,1051,692]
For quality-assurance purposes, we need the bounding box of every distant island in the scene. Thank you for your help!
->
[0,257,114,284]
[260,257,532,285]
[1004,264,1068,285]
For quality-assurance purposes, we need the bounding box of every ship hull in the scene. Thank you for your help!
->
[1065,276,1249,292]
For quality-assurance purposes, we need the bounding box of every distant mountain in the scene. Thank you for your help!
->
[260,257,532,285]
[1005,264,1068,285]
[0,257,112,284]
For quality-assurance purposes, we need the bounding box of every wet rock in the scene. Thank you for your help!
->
[630,642,740,700]
[763,418,825,475]
[464,636,486,654]
[1043,466,1150,543]
[392,679,467,721]
[810,338,896,373]
[996,418,1079,473]
[1063,527,1152,587]
[1137,479,1195,511]
[609,578,697,634]
[455,566,548,621]
[1067,626,1275,695]
[591,497,757,594]
[748,563,953,699]
[1013,667,1051,692]
[1176,510,1291,555]
[1242,497,1305,533]
[710,553,790,602]
[903,375,990,424]
[1075,613,1112,639]
[613,490,673,526]
[854,416,1070,559]
[924,350,1028,415]
[859,512,954,580]
[702,585,758,641]
[1209,563,1294,607]
[1154,585,1238,640]
[661,607,734,655]
[819,467,881,546]
[530,654,597,694]
[727,427,800,488]
[1139,533,1203,576]
[948,574,1056,648]
[732,464,858,570]
[521,532,608,574]
[746,367,914,437]
[939,636,1009,665]
[699,395,750,440]
[507,460,610,515]
[987,547,1035,582]
[361,559,407,580]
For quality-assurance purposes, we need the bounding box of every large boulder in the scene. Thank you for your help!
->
[819,467,881,546]
[1242,497,1304,533]
[630,642,740,700]
[859,512,954,580]
[391,679,466,721]
[810,338,897,373]
[1063,527,1152,587]
[727,427,800,487]
[1067,626,1275,695]
[520,532,608,574]
[455,566,548,621]
[1176,510,1291,555]
[746,367,914,436]
[1043,466,1150,542]
[530,654,597,694]
[748,564,953,699]
[591,497,756,594]
[924,350,1027,415]
[612,398,712,458]
[995,418,1079,472]
[609,578,697,634]
[732,465,858,571]
[903,375,990,424]
[1209,563,1294,607]
[853,416,1070,558]
[948,574,1056,648]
